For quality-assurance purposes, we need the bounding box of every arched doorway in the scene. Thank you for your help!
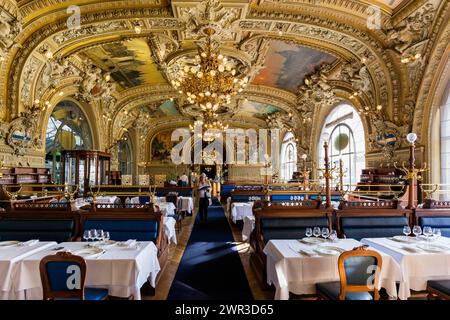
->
[45,100,93,184]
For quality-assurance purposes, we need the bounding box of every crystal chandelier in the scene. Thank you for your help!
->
[189,110,229,142]
[170,30,249,112]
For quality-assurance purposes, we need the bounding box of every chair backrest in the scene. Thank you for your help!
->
[338,246,383,300]
[39,252,87,300]
[166,195,178,206]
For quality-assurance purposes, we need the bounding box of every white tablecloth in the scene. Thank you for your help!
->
[157,202,176,217]
[361,237,450,300]
[264,239,401,300]
[231,202,253,224]
[164,217,177,245]
[177,197,193,213]
[13,241,160,300]
[0,241,57,300]
[242,215,255,242]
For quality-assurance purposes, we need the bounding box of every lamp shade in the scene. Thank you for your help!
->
[406,132,417,143]
[321,132,330,142]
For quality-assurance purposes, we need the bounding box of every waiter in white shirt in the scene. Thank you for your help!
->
[180,173,189,187]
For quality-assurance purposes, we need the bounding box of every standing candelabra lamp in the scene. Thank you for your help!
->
[337,158,348,192]
[394,133,428,209]
[317,133,337,208]
[299,154,311,188]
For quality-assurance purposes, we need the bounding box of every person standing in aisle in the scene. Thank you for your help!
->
[198,173,211,223]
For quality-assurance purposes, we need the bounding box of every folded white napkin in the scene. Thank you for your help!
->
[124,239,137,248]
[298,248,316,257]
[20,239,39,247]
[401,246,420,253]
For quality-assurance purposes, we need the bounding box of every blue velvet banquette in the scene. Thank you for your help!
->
[0,204,78,242]
[415,203,450,237]
[336,201,412,241]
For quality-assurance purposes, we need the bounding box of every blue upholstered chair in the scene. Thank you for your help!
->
[427,280,450,300]
[39,251,109,300]
[0,219,75,242]
[418,217,450,237]
[316,246,383,300]
[260,217,329,243]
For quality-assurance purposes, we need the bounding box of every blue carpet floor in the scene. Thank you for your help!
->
[167,199,253,300]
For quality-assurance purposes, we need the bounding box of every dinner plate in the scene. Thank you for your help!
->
[0,240,20,247]
[73,247,105,258]
[391,236,416,243]
[300,237,327,245]
[416,243,449,253]
[314,246,346,256]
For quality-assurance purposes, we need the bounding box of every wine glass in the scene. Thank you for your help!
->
[412,225,422,239]
[97,229,105,242]
[432,228,441,241]
[403,226,411,237]
[423,226,432,242]
[103,231,110,242]
[321,227,330,240]
[313,227,321,238]
[305,228,313,238]
[329,230,338,242]
[83,230,89,242]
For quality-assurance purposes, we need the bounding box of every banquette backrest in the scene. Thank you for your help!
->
[415,200,450,237]
[253,200,333,244]
[336,201,412,241]
[0,203,79,242]
[81,203,165,249]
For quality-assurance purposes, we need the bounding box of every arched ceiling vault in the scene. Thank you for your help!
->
[0,0,448,159]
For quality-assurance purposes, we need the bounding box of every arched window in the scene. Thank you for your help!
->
[441,92,450,196]
[318,103,365,186]
[118,135,133,175]
[280,132,297,182]
[45,101,92,183]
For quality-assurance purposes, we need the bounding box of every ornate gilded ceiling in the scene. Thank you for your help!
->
[0,0,448,164]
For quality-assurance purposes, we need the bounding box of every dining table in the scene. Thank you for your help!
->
[230,202,254,224]
[177,197,193,214]
[0,241,57,300]
[264,238,402,300]
[361,236,450,300]
[12,241,160,300]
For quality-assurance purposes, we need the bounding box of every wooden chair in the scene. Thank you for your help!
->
[316,246,383,300]
[427,280,450,300]
[39,251,109,300]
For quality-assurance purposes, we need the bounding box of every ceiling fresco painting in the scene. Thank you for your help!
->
[252,40,337,93]
[83,39,167,90]
[235,100,281,120]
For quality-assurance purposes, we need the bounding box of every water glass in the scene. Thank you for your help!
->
[313,227,321,238]
[412,225,422,238]
[321,227,330,240]
[305,228,313,238]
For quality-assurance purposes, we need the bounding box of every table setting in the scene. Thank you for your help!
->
[361,225,450,300]
[264,227,401,300]
[12,237,160,300]
[0,240,58,300]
